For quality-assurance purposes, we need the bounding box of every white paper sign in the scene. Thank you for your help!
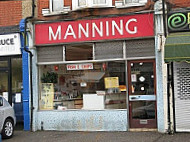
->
[67,63,93,70]
[15,93,21,103]
[131,74,137,82]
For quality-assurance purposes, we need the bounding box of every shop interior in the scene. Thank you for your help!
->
[39,61,127,110]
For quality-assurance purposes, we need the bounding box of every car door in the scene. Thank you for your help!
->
[0,97,4,130]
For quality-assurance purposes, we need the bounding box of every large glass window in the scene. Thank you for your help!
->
[12,58,22,94]
[39,61,126,110]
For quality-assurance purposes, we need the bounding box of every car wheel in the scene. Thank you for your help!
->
[2,119,14,139]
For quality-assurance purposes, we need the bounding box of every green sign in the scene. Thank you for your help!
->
[167,11,190,33]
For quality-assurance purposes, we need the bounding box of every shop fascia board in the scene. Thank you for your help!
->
[33,36,155,48]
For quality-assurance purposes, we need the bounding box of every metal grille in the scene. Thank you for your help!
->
[94,41,123,60]
[126,39,155,58]
[174,62,190,132]
[37,46,63,62]
[176,67,190,100]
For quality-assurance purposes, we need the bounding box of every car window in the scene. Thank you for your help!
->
[0,97,3,106]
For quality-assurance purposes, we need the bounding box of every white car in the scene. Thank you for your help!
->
[0,96,16,139]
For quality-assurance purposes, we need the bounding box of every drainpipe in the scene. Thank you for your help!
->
[171,62,176,133]
[24,0,35,131]
[167,64,172,134]
[162,0,167,37]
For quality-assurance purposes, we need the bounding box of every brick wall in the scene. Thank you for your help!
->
[0,1,22,26]
[168,0,190,8]
[37,0,190,19]
[64,0,72,7]
[38,0,49,19]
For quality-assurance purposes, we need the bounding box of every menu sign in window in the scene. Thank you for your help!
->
[40,83,54,110]
[104,77,119,89]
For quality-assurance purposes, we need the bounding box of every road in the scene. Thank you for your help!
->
[3,131,190,142]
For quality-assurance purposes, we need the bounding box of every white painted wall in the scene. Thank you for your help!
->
[154,0,168,133]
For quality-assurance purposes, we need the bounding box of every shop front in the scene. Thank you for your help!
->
[0,33,23,122]
[165,10,190,132]
[32,13,157,131]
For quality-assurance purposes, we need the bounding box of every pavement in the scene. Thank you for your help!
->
[2,130,190,142]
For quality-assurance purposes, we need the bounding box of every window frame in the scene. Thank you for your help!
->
[124,0,147,5]
[42,0,71,16]
[92,0,108,6]
[78,0,87,7]
[73,0,112,10]
[124,0,139,5]
[49,0,64,13]
[38,61,127,110]
[115,0,147,8]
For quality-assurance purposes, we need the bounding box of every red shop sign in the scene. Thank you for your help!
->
[35,13,154,45]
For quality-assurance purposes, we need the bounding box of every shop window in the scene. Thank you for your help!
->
[39,61,126,110]
[0,60,8,68]
[12,58,22,94]
[72,0,112,10]
[65,44,93,61]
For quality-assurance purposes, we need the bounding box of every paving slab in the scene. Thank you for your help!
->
[3,131,190,142]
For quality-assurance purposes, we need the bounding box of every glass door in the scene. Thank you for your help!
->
[128,60,157,128]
